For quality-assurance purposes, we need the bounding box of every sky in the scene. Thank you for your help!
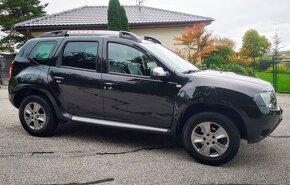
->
[7,0,290,51]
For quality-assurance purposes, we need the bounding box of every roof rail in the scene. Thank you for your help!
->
[39,30,68,37]
[66,30,119,36]
[39,30,143,43]
[144,36,162,44]
[119,31,141,42]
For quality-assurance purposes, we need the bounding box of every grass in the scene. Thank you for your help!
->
[256,72,290,92]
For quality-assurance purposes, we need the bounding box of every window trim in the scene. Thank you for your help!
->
[106,42,157,78]
[28,41,57,64]
[60,41,99,71]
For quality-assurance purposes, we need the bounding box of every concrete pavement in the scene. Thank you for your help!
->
[0,87,289,185]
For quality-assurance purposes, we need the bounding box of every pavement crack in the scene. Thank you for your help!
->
[269,135,290,139]
[31,151,55,155]
[37,178,114,185]
[0,151,55,158]
[91,145,176,156]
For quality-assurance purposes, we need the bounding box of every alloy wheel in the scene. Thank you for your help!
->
[23,102,47,130]
[191,122,229,158]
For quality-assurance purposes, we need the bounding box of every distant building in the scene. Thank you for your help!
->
[280,51,290,60]
[0,54,14,85]
[13,5,214,50]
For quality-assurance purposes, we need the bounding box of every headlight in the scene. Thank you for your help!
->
[254,92,279,114]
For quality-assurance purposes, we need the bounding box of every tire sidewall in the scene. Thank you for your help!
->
[19,95,57,136]
[182,112,240,165]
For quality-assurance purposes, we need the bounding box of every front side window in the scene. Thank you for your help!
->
[141,43,198,73]
[29,41,56,64]
[107,43,158,77]
[62,42,98,70]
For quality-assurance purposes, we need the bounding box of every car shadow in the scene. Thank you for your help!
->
[54,121,181,148]
[52,121,272,167]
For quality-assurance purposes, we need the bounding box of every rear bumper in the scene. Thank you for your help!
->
[246,106,283,143]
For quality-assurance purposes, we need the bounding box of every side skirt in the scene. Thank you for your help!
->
[71,116,170,133]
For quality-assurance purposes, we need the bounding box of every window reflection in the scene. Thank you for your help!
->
[108,43,158,77]
[62,42,98,70]
[29,41,56,64]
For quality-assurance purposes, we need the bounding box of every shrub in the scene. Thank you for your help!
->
[204,55,226,67]
[209,63,256,77]
[266,64,288,73]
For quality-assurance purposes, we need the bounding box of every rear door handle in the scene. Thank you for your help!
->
[104,82,116,86]
[104,82,116,90]
[53,76,64,83]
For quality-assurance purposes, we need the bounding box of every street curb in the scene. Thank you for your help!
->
[0,85,8,89]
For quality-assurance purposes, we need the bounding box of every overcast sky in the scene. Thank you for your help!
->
[37,0,290,51]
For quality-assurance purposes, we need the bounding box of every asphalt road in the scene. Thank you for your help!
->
[0,87,289,185]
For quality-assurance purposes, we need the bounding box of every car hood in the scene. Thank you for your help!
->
[187,70,274,97]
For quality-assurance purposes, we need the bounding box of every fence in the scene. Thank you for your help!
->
[1,54,289,93]
[0,54,14,85]
[255,58,290,93]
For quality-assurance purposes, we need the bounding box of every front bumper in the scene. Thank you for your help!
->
[246,106,283,143]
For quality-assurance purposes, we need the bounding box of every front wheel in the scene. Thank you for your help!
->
[19,95,59,137]
[182,112,240,165]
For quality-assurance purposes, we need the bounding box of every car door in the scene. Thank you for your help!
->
[102,38,179,128]
[48,37,103,119]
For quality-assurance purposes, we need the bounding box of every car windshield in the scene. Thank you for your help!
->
[141,43,198,73]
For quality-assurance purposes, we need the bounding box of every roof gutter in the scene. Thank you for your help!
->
[14,20,214,32]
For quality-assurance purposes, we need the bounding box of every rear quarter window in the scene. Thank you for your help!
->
[29,41,57,64]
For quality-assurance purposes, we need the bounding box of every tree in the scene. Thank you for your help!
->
[108,0,121,31]
[119,6,129,31]
[0,0,47,52]
[214,37,236,61]
[215,37,236,50]
[107,0,129,31]
[240,29,271,61]
[272,31,282,58]
[174,23,216,64]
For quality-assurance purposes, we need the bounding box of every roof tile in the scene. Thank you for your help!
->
[14,5,214,28]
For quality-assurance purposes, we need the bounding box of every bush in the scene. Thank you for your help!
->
[251,57,273,71]
[266,64,288,73]
[234,57,253,67]
[204,55,226,67]
[209,63,256,77]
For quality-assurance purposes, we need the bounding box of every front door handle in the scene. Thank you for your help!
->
[53,76,64,83]
[104,82,116,90]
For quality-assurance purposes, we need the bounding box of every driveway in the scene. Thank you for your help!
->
[0,87,289,185]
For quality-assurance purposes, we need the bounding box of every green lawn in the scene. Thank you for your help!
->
[256,72,290,92]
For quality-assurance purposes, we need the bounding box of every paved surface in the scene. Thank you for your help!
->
[0,87,289,185]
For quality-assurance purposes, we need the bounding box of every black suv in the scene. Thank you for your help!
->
[9,30,283,165]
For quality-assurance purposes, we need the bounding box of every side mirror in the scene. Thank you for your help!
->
[151,67,169,78]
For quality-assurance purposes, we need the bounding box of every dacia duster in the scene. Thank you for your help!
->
[8,30,283,165]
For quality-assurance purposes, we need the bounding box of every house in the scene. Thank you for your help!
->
[280,51,290,60]
[13,5,214,50]
[0,53,14,85]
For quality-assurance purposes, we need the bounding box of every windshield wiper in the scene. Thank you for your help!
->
[182,69,198,74]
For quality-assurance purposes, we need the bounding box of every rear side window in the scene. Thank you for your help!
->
[62,42,98,70]
[29,41,56,64]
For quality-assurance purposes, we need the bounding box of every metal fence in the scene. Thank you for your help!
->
[255,58,290,93]
[0,54,14,86]
[0,54,289,93]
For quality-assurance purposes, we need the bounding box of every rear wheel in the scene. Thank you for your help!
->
[182,112,240,165]
[19,95,59,136]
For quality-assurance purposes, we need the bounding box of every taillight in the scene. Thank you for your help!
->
[9,60,15,78]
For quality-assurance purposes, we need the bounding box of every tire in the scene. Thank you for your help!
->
[19,95,59,137]
[182,112,240,166]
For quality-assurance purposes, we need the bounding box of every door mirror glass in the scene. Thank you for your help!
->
[152,67,168,78]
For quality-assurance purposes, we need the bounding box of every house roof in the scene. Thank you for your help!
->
[14,5,214,30]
